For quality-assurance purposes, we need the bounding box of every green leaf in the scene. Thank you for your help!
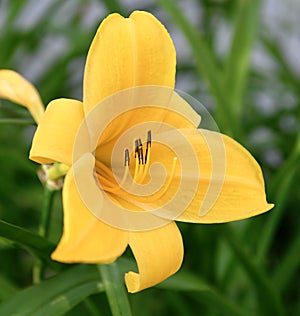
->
[256,135,300,264]
[0,265,103,316]
[0,219,61,270]
[223,0,261,118]
[0,274,18,300]
[158,0,235,136]
[224,226,286,316]
[98,262,132,316]
[158,270,247,316]
[272,227,300,293]
[261,35,300,94]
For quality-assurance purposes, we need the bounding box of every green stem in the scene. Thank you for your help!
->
[0,118,35,125]
[32,186,55,284]
[98,262,132,316]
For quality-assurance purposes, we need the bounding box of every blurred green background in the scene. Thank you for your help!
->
[0,0,299,315]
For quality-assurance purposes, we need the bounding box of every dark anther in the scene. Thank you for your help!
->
[134,139,139,158]
[138,138,144,164]
[147,130,152,146]
[124,149,130,166]
[145,130,152,163]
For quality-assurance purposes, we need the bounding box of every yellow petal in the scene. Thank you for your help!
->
[95,104,200,168]
[79,86,200,170]
[0,69,44,123]
[118,128,272,224]
[125,222,183,293]
[175,129,274,223]
[30,98,84,166]
[83,11,176,112]
[51,154,128,263]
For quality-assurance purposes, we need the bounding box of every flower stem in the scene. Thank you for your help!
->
[32,186,55,284]
[98,262,132,316]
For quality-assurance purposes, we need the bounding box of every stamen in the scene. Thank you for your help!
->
[140,138,151,182]
[134,140,139,157]
[145,130,151,163]
[120,149,130,185]
[124,148,130,166]
[133,150,140,183]
[138,138,144,164]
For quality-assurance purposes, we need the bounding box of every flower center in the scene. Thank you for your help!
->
[99,130,178,201]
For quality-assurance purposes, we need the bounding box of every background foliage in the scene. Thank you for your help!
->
[0,0,299,315]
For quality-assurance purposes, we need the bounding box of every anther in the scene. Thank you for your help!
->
[124,149,130,166]
[138,138,144,164]
[135,140,139,158]
[145,130,151,163]
[147,130,151,145]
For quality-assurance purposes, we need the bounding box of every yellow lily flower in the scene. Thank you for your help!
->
[0,69,44,123]
[29,11,273,293]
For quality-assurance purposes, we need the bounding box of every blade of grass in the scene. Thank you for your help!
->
[224,226,285,316]
[158,269,248,316]
[0,265,103,316]
[6,1,28,25]
[261,35,300,95]
[223,0,261,119]
[0,219,61,270]
[0,274,18,300]
[255,135,300,264]
[272,228,300,293]
[159,0,235,136]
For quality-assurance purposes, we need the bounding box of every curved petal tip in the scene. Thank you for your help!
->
[0,69,44,123]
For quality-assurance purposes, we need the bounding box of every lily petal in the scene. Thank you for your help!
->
[30,98,84,166]
[176,129,274,223]
[0,69,44,123]
[125,222,183,293]
[83,11,176,112]
[51,154,128,263]
[121,128,272,223]
[95,104,200,167]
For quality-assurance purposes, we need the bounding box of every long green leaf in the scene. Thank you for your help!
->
[223,0,261,118]
[272,225,300,293]
[158,0,235,136]
[256,135,300,264]
[224,226,285,316]
[0,219,61,270]
[158,269,247,316]
[262,35,300,95]
[0,265,103,316]
[0,274,18,300]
